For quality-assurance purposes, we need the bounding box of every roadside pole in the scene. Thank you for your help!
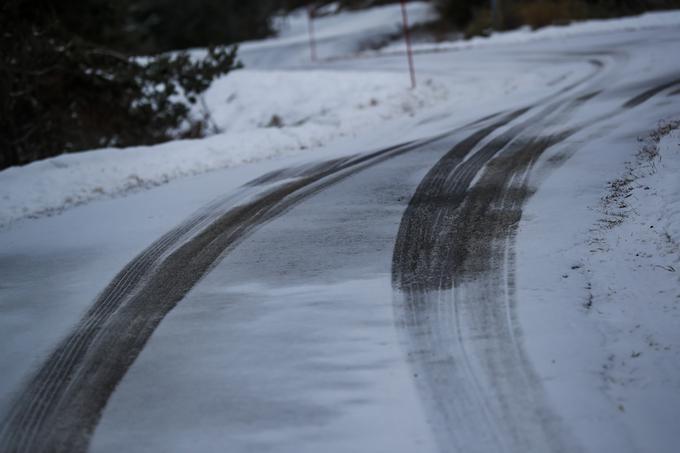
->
[307,5,318,62]
[400,0,416,89]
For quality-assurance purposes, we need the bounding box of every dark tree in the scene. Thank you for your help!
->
[0,0,239,170]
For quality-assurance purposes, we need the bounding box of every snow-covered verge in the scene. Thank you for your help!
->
[517,118,680,453]
[378,10,680,55]
[575,123,680,452]
[602,122,680,253]
[0,70,446,227]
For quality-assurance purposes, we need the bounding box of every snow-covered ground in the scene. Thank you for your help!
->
[516,115,680,451]
[0,69,446,227]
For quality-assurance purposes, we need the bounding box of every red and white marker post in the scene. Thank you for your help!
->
[400,0,416,89]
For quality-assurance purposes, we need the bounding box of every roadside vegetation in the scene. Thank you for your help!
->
[0,0,243,171]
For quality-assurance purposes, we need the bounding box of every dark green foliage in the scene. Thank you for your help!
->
[0,0,239,170]
[126,1,277,53]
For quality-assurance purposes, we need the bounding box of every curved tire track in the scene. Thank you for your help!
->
[622,77,680,108]
[391,49,673,453]
[390,51,622,452]
[392,118,576,453]
[0,139,433,453]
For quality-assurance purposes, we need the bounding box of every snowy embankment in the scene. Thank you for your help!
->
[378,10,680,55]
[0,70,446,227]
[0,2,437,228]
[517,119,680,451]
[576,124,680,449]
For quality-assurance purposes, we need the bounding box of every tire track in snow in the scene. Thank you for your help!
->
[391,49,674,453]
[445,134,576,453]
[391,117,577,453]
[622,76,680,108]
[390,53,621,452]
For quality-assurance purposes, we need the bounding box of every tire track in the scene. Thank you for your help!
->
[622,77,680,108]
[391,118,575,453]
[0,138,438,453]
[447,134,575,453]
[392,93,586,292]
[389,51,621,451]
[2,198,234,453]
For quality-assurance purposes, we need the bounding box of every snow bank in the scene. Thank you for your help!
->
[243,2,434,51]
[574,124,680,451]
[0,70,447,227]
[379,10,680,55]
[516,117,680,452]
[205,69,445,132]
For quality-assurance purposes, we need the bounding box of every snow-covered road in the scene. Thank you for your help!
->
[1,4,679,453]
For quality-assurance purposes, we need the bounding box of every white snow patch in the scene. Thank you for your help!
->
[574,124,680,453]
[205,69,445,133]
[516,118,680,453]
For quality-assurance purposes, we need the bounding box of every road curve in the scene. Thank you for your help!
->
[2,44,679,453]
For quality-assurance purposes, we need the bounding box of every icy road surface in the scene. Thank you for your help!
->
[1,5,680,453]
